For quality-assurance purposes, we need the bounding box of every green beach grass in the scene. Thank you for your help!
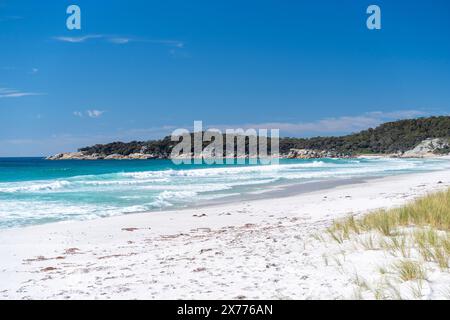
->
[326,188,450,299]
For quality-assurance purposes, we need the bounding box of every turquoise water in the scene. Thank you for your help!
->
[0,157,449,229]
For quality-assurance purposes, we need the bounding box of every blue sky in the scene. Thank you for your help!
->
[0,0,449,156]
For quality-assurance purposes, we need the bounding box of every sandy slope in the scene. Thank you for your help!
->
[1,169,450,299]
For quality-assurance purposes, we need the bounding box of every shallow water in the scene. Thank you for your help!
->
[0,157,449,228]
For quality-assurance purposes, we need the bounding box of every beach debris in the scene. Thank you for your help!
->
[24,255,66,263]
[191,228,211,233]
[98,252,138,260]
[64,248,81,255]
[160,233,188,240]
[193,213,207,218]
[24,256,47,262]
[122,227,139,232]
[41,267,57,272]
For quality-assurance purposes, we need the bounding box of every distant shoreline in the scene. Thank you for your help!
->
[45,152,449,161]
[46,116,450,160]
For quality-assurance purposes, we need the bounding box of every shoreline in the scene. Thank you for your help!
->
[2,155,450,231]
[1,169,450,299]
[45,153,450,161]
[0,170,437,232]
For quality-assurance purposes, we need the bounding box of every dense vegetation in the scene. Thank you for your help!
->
[279,116,450,154]
[79,116,450,156]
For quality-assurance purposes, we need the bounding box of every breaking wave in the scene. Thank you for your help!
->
[1,157,450,228]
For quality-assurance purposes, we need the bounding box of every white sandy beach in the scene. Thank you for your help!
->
[1,169,450,300]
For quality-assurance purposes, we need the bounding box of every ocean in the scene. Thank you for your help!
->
[0,157,449,229]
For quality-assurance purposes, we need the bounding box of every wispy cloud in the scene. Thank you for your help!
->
[53,34,184,48]
[208,110,432,136]
[53,34,104,43]
[73,110,105,118]
[0,87,44,98]
[86,110,105,118]
[29,68,39,75]
[107,37,184,47]
[107,37,132,44]
[142,39,184,48]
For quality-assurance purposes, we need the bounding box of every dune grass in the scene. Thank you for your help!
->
[330,189,450,237]
[395,260,427,282]
[328,188,450,288]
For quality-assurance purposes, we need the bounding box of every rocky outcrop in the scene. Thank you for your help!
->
[103,154,126,160]
[47,149,353,160]
[46,152,88,160]
[401,138,450,158]
[127,153,158,160]
[46,152,158,160]
[286,149,352,159]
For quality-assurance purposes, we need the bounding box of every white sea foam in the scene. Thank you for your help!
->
[120,161,329,179]
[0,180,71,193]
[2,158,450,228]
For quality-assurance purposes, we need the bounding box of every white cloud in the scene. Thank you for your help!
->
[0,87,44,98]
[147,39,184,48]
[86,110,105,118]
[53,34,104,43]
[53,34,184,48]
[108,37,131,44]
[30,68,39,75]
[105,36,185,47]
[73,110,105,118]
